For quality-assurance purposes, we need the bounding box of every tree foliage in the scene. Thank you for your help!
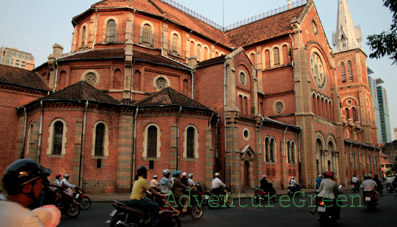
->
[367,0,397,64]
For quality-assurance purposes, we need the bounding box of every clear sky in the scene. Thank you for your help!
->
[0,0,395,140]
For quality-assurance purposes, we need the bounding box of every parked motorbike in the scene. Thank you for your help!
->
[106,195,181,227]
[363,191,378,210]
[352,182,360,193]
[316,185,342,226]
[205,187,233,208]
[74,187,92,210]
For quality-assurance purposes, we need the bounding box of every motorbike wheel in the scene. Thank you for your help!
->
[109,214,127,227]
[254,195,260,204]
[65,203,80,218]
[225,196,233,208]
[79,196,92,210]
[190,204,204,219]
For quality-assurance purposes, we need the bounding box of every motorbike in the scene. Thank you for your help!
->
[352,182,360,193]
[175,188,204,220]
[316,185,342,226]
[74,187,92,210]
[288,185,301,197]
[386,183,394,193]
[253,184,278,204]
[363,191,378,210]
[57,189,81,218]
[205,187,233,208]
[106,194,181,227]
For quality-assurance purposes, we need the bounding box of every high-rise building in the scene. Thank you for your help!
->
[0,46,35,70]
[377,84,392,143]
[394,128,397,141]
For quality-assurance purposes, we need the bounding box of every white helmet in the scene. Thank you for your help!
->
[182,172,187,177]
[153,175,158,178]
[215,172,220,177]
[64,173,70,178]
[188,173,193,178]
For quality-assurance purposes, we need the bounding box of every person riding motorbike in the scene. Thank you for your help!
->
[310,171,340,216]
[181,172,189,186]
[171,171,188,213]
[351,174,360,192]
[361,174,379,204]
[150,175,160,192]
[373,174,383,195]
[129,165,164,227]
[212,172,227,197]
[259,175,269,192]
[0,159,56,227]
[187,173,196,188]
[288,176,300,193]
[316,175,323,190]
[160,169,173,196]
[59,174,76,194]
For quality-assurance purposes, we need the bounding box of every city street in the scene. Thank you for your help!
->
[59,190,397,227]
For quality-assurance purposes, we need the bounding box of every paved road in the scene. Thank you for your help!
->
[59,190,397,227]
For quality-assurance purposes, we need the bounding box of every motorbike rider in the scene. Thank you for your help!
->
[171,171,188,213]
[0,159,52,227]
[160,169,173,196]
[212,172,227,197]
[373,174,383,194]
[60,174,76,194]
[187,173,196,188]
[181,172,189,186]
[316,175,323,190]
[361,174,379,203]
[351,175,359,186]
[260,175,269,192]
[288,176,300,193]
[310,171,340,216]
[130,165,164,227]
[150,175,160,192]
[54,174,61,186]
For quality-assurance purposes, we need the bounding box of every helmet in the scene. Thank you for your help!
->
[318,175,322,178]
[163,169,171,177]
[172,171,181,177]
[2,159,46,195]
[188,173,193,178]
[291,176,295,179]
[215,172,220,177]
[262,175,267,178]
[324,171,334,179]
[137,165,147,176]
[153,175,158,179]
[55,174,61,178]
[182,172,187,177]
[64,173,70,178]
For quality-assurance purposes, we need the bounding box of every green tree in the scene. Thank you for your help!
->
[367,0,397,64]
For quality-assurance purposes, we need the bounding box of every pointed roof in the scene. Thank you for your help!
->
[0,64,50,92]
[225,5,306,47]
[40,81,119,104]
[136,86,210,110]
[332,0,362,53]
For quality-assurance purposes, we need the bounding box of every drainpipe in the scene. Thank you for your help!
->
[130,59,135,100]
[21,107,28,159]
[191,70,194,99]
[79,100,89,188]
[298,129,302,184]
[282,126,288,189]
[259,117,264,155]
[53,60,59,92]
[132,107,139,182]
[223,61,227,176]
[289,34,294,66]
[349,142,353,177]
[37,101,44,162]
[176,106,182,170]
[215,115,220,159]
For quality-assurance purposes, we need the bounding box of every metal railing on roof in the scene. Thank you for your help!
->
[161,0,307,32]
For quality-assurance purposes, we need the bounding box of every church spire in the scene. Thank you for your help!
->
[332,0,362,53]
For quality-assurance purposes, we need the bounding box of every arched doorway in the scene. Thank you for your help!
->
[244,161,250,188]
[241,145,255,189]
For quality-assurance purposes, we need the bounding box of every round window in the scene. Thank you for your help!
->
[239,72,247,85]
[273,101,285,114]
[84,72,97,85]
[310,52,326,89]
[243,129,250,140]
[155,77,168,89]
[311,20,318,35]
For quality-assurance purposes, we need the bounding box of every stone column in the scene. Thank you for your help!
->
[116,114,134,192]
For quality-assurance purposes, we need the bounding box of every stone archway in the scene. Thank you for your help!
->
[241,145,255,189]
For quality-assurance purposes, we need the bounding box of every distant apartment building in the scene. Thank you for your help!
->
[0,46,34,70]
[368,74,382,143]
[376,81,392,143]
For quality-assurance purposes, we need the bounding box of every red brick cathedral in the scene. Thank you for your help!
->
[0,0,380,193]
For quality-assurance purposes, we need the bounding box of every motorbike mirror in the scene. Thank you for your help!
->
[338,184,343,189]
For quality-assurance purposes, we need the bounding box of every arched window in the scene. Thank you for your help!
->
[95,123,105,156]
[250,53,255,66]
[187,127,195,158]
[348,61,353,82]
[141,23,153,46]
[133,70,141,91]
[270,138,276,162]
[204,47,209,60]
[265,137,270,162]
[81,26,86,47]
[196,44,202,61]
[282,45,289,65]
[53,121,64,155]
[273,47,280,66]
[287,141,292,163]
[190,41,195,57]
[352,107,357,122]
[183,79,189,96]
[291,141,296,164]
[147,126,157,158]
[171,33,180,55]
[265,50,270,69]
[106,19,116,43]
[345,108,350,121]
[113,69,122,90]
[341,62,346,83]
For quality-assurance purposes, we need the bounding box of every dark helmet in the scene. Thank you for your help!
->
[324,171,334,179]
[137,165,147,176]
[2,159,46,195]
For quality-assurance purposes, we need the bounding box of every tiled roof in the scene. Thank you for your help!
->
[136,86,210,110]
[0,64,50,91]
[133,49,191,70]
[196,55,226,69]
[40,81,119,104]
[225,5,306,47]
[59,48,125,62]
